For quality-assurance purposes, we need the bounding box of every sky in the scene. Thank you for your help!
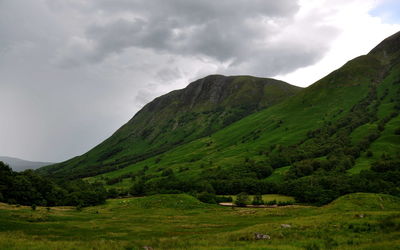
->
[0,0,399,162]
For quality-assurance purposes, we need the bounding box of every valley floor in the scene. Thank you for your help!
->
[0,193,399,250]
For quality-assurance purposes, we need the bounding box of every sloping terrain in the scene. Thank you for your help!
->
[37,32,400,205]
[38,75,301,179]
[74,32,400,204]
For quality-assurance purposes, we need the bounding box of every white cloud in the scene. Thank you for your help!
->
[277,0,400,86]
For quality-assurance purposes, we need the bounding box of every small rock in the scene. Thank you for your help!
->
[143,246,153,250]
[254,232,271,240]
[281,224,291,228]
[356,214,365,218]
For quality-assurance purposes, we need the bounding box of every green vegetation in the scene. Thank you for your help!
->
[0,161,107,207]
[33,32,400,208]
[39,75,301,180]
[0,193,399,249]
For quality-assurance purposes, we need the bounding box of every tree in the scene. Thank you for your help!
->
[250,162,273,179]
[235,192,250,207]
[130,178,146,196]
[197,192,216,204]
[252,194,264,205]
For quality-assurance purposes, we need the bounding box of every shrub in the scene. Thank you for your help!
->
[235,192,250,207]
[161,169,174,177]
[252,194,264,205]
[277,201,294,206]
[197,192,217,204]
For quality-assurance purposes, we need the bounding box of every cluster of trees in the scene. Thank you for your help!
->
[112,155,399,206]
[123,160,277,197]
[0,161,108,207]
[234,193,294,206]
[281,156,400,205]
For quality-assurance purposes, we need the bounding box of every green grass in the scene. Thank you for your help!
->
[265,166,290,183]
[219,194,295,203]
[0,193,399,249]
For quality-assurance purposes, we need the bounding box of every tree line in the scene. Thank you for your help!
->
[0,161,108,207]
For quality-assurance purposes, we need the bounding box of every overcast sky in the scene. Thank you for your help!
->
[1,0,399,162]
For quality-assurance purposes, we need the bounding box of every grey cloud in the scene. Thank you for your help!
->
[0,0,342,162]
[93,0,298,20]
[155,67,182,83]
[58,0,301,74]
[56,0,339,76]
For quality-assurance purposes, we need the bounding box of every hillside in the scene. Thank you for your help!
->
[0,156,52,172]
[38,31,400,205]
[38,75,301,179]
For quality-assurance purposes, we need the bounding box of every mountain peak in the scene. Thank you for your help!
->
[369,31,400,59]
[38,75,301,179]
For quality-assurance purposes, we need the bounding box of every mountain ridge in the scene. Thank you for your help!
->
[36,31,400,205]
[38,75,301,178]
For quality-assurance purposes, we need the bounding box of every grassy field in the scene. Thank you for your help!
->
[0,193,399,249]
[218,194,295,203]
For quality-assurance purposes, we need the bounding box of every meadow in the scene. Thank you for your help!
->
[0,193,399,250]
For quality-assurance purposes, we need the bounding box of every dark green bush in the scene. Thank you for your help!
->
[235,192,250,207]
[252,194,264,205]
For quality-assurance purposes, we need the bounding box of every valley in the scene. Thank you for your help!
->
[0,193,399,249]
[1,29,400,250]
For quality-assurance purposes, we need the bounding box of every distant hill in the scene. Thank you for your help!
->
[0,156,53,172]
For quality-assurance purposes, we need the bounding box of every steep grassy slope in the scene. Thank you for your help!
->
[0,193,399,249]
[37,32,400,204]
[85,32,400,195]
[38,75,300,179]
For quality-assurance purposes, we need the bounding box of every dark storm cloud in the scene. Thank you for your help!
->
[0,0,344,162]
[55,0,333,76]
[54,0,339,76]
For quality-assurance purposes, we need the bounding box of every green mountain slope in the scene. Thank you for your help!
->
[38,75,301,179]
[81,31,400,200]
[38,31,400,205]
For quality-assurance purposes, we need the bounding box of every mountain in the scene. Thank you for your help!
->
[0,156,53,172]
[37,31,400,204]
[38,75,301,179]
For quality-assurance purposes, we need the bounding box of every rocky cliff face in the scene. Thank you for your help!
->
[369,31,400,57]
[131,75,300,126]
